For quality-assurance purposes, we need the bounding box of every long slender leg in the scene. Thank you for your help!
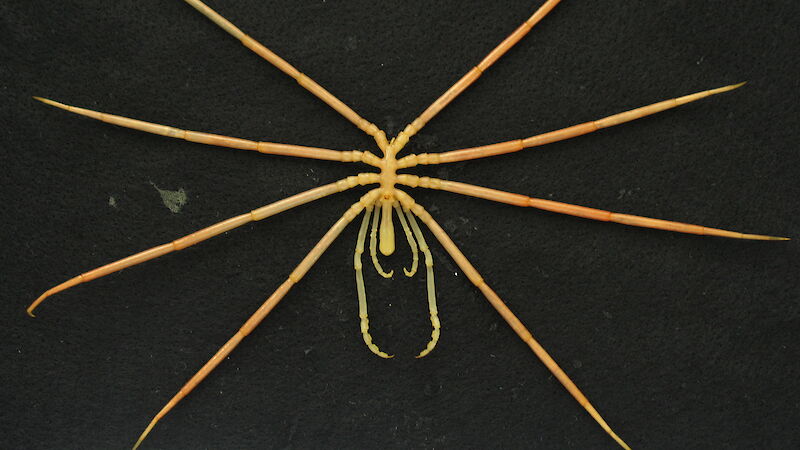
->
[392,190,630,450]
[354,205,393,358]
[397,83,745,167]
[183,0,389,152]
[388,0,563,155]
[403,207,440,358]
[34,97,381,166]
[28,174,380,316]
[398,175,788,241]
[369,200,394,278]
[132,188,381,449]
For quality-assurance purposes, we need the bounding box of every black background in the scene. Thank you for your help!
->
[3,1,799,449]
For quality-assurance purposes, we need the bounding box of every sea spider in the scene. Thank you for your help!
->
[24,0,790,448]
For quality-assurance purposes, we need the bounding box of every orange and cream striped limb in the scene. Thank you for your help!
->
[27,174,380,317]
[132,189,382,449]
[397,175,788,241]
[398,82,746,167]
[388,0,563,155]
[33,97,381,166]
[394,190,630,450]
[183,0,389,152]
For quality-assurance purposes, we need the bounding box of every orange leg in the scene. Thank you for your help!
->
[398,83,745,167]
[392,190,631,450]
[183,0,389,152]
[397,175,789,241]
[132,189,382,449]
[34,97,382,166]
[388,0,563,154]
[28,175,380,316]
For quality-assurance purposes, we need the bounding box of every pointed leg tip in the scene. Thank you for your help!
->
[33,96,55,106]
[722,81,747,92]
[27,292,50,317]
[606,429,632,450]
[132,421,157,450]
[745,234,790,241]
[710,82,747,96]
[415,349,429,358]
[380,270,394,279]
[33,96,68,110]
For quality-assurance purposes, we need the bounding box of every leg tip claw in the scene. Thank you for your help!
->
[26,292,50,318]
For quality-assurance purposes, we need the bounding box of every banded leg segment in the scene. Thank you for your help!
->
[354,205,393,358]
[398,175,788,241]
[28,174,380,316]
[393,192,630,450]
[397,83,745,168]
[183,0,389,152]
[388,0,563,155]
[33,97,381,166]
[132,189,382,450]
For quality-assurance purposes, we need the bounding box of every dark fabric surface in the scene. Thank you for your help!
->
[2,1,799,449]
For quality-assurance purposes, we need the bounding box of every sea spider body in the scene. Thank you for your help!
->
[21,1,793,448]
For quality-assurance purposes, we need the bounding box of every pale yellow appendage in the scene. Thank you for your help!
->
[393,202,419,277]
[369,200,393,278]
[402,206,440,358]
[379,200,396,256]
[354,205,393,359]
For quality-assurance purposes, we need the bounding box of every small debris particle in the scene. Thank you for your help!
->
[150,181,187,213]
[108,196,117,208]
